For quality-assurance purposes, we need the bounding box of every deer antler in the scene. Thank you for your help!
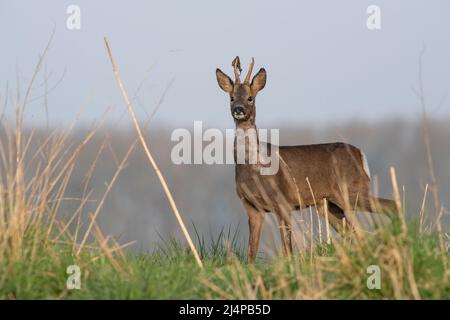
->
[244,57,255,84]
[232,56,242,84]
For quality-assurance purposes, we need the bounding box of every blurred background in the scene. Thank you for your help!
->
[1,1,449,252]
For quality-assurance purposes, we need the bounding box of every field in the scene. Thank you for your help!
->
[0,40,449,300]
[1,219,448,299]
[0,113,448,299]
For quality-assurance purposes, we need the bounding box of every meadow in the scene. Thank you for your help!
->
[0,103,448,299]
[0,42,448,300]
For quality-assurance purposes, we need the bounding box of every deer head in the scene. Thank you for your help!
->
[216,56,266,125]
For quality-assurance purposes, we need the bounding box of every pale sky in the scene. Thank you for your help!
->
[1,0,450,129]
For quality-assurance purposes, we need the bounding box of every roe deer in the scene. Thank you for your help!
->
[216,56,397,263]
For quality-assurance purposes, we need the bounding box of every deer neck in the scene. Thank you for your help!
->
[234,119,260,165]
[235,118,256,131]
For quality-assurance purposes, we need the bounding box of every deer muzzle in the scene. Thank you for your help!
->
[232,106,246,120]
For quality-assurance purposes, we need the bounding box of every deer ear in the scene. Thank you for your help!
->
[216,68,234,93]
[250,68,266,94]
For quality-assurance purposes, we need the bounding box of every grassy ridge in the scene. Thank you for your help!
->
[1,221,448,299]
[0,69,447,300]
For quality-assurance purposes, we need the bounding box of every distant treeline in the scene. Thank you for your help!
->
[13,117,449,251]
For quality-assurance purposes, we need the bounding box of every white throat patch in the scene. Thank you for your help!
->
[360,151,371,179]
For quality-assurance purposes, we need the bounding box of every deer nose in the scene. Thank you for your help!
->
[233,106,245,115]
[233,106,246,120]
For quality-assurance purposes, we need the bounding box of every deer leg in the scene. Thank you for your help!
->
[243,200,264,263]
[364,196,397,218]
[318,200,354,236]
[276,213,293,256]
[346,192,397,218]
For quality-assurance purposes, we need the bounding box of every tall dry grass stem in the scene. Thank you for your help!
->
[419,184,429,234]
[389,167,407,234]
[323,199,331,245]
[103,37,203,268]
[415,46,441,223]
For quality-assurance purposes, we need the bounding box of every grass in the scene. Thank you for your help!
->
[0,89,448,301]
[0,37,448,300]
[0,219,448,299]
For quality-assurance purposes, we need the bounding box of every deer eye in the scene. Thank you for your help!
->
[230,96,234,102]
[247,96,253,102]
